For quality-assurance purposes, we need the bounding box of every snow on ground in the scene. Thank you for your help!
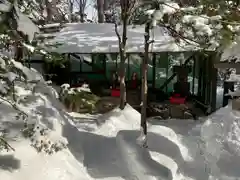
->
[1,66,240,180]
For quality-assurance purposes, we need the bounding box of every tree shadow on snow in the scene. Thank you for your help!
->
[0,155,21,171]
[216,142,240,178]
[62,119,128,179]
[62,113,171,180]
[61,107,209,180]
[117,130,172,180]
[146,120,208,180]
[72,117,98,132]
[96,109,123,125]
[70,109,123,132]
[148,119,198,136]
[1,121,25,140]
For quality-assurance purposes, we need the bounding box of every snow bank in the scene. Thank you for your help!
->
[0,141,91,180]
[0,60,67,153]
[2,64,240,180]
[198,104,240,179]
[71,104,240,180]
[69,105,194,180]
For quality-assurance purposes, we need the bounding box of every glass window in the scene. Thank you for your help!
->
[105,53,118,79]
[128,54,142,83]
[80,54,92,72]
[167,52,193,92]
[70,56,81,72]
[192,55,199,95]
[216,69,224,109]
[92,54,105,71]
[155,53,168,91]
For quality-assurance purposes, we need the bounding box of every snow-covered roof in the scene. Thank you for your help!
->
[44,23,200,53]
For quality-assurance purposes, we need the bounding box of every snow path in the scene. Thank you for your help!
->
[2,100,240,180]
[64,105,196,180]
[1,103,192,180]
[3,56,239,180]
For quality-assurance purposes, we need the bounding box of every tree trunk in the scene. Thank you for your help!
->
[69,0,74,22]
[45,0,53,22]
[79,0,86,22]
[119,13,128,110]
[80,13,84,22]
[103,0,108,12]
[14,40,23,62]
[140,21,150,147]
[97,0,104,23]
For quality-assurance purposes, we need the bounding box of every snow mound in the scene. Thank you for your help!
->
[95,104,141,136]
[0,141,91,180]
[2,70,240,180]
[198,104,240,179]
[0,61,67,153]
[69,105,193,180]
[70,104,141,135]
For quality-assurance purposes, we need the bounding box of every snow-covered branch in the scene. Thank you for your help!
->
[0,96,28,117]
[0,136,15,151]
[144,0,240,50]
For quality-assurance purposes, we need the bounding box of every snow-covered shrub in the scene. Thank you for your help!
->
[0,56,68,153]
[59,84,100,113]
[144,1,240,51]
[0,0,71,153]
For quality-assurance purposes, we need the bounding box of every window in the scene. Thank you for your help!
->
[105,53,118,80]
[128,54,142,82]
[80,54,93,72]
[155,53,168,91]
[70,56,81,72]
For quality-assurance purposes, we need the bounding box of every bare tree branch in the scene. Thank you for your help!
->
[114,22,122,49]
[162,2,240,26]
[159,22,200,45]
[0,96,28,117]
[0,137,15,151]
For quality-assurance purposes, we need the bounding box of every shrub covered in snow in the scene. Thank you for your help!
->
[0,56,68,153]
[59,83,100,113]
[145,1,240,50]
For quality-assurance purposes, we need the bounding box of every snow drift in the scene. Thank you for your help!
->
[1,61,240,180]
[67,104,240,180]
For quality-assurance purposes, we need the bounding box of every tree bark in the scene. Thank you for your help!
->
[45,0,53,22]
[119,14,128,110]
[140,21,150,143]
[69,0,73,22]
[97,0,104,23]
[14,40,23,62]
[79,0,87,22]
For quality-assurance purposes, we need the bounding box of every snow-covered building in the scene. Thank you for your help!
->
[31,23,219,113]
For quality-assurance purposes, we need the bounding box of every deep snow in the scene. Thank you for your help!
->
[1,66,240,180]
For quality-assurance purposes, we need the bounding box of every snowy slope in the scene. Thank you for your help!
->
[1,63,240,180]
[62,104,240,180]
